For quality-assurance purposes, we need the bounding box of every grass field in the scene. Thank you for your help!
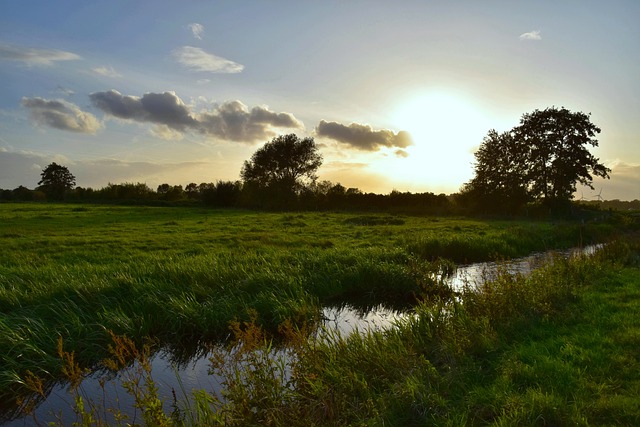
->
[0,202,636,424]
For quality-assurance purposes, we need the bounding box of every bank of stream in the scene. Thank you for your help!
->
[2,245,601,426]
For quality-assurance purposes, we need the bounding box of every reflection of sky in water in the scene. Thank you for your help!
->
[449,244,601,291]
[321,304,407,337]
[4,351,224,427]
[4,245,601,426]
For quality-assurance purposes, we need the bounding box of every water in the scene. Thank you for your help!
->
[2,351,226,427]
[2,245,600,426]
[448,244,602,291]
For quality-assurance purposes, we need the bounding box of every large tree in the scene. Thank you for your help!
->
[38,162,76,200]
[514,107,610,203]
[241,134,322,196]
[464,107,610,213]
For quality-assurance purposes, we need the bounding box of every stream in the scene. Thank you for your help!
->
[2,245,600,426]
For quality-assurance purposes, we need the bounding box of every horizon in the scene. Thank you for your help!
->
[1,1,638,200]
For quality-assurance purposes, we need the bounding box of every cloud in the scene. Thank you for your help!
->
[172,46,244,73]
[199,101,304,142]
[0,43,80,66]
[90,90,303,142]
[519,30,542,41]
[150,124,185,141]
[90,90,198,131]
[574,160,640,201]
[188,23,205,40]
[52,85,75,97]
[92,65,122,78]
[315,120,413,151]
[21,97,102,134]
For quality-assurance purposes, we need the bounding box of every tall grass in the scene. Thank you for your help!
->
[1,203,635,422]
[187,238,639,426]
[13,238,638,426]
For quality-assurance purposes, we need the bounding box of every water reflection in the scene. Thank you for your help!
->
[3,350,225,427]
[321,304,407,337]
[449,244,602,291]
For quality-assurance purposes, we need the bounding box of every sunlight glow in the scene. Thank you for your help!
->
[385,90,493,191]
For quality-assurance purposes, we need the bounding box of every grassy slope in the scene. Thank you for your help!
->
[458,266,640,425]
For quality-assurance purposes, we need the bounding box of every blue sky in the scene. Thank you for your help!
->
[1,0,638,199]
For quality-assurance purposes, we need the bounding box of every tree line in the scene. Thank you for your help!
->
[1,107,624,216]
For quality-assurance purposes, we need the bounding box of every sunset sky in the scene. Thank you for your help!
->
[1,1,638,200]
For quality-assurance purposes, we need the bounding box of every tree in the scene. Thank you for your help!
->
[185,182,199,199]
[463,107,611,214]
[240,134,322,206]
[38,162,76,200]
[514,107,610,205]
[463,130,530,214]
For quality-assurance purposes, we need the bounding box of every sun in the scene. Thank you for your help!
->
[384,90,492,191]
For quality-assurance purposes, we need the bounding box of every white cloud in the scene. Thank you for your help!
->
[188,23,205,40]
[519,30,542,41]
[92,65,122,78]
[0,43,81,66]
[172,46,244,74]
[21,97,102,134]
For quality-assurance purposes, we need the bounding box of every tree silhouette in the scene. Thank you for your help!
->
[241,134,322,206]
[514,107,610,205]
[463,107,611,214]
[38,162,76,200]
[463,129,530,213]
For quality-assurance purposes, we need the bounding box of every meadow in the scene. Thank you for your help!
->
[0,202,637,425]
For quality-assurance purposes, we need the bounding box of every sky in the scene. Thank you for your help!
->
[1,0,639,200]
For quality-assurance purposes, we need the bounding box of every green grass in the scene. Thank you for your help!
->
[0,202,633,420]
[194,240,640,426]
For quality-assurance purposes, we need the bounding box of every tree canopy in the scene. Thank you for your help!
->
[240,134,322,202]
[37,162,76,200]
[463,107,611,214]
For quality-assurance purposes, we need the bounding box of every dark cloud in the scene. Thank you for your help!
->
[315,120,412,151]
[90,90,303,143]
[0,43,80,66]
[21,97,102,134]
[90,90,197,130]
[140,92,198,130]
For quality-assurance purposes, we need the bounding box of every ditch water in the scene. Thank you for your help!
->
[2,245,601,426]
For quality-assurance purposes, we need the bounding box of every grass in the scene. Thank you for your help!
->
[0,202,636,423]
[193,239,640,426]
[31,239,640,426]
